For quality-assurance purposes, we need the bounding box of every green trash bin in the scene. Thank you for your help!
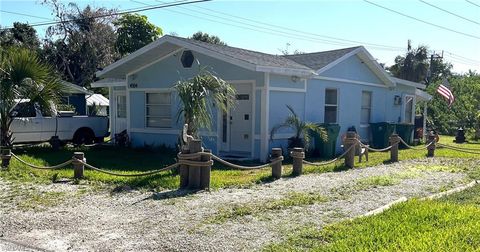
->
[395,123,415,148]
[370,122,396,148]
[313,124,341,159]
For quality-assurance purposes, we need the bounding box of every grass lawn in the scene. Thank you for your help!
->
[1,135,479,190]
[264,184,480,252]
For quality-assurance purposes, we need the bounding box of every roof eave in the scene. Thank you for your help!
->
[256,65,316,77]
[393,77,426,89]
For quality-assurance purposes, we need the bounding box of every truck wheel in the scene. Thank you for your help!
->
[73,129,94,145]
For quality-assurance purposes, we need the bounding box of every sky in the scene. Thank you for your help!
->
[1,0,479,74]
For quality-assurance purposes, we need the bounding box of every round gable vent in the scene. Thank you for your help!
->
[181,50,194,68]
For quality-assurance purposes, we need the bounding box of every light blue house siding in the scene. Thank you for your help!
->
[268,55,417,154]
[127,50,265,157]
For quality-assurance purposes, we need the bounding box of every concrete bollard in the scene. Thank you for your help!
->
[1,149,11,168]
[200,149,212,190]
[188,139,202,190]
[73,152,85,179]
[271,148,283,179]
[291,147,304,176]
[344,131,356,168]
[427,132,436,157]
[389,134,400,162]
[179,145,190,189]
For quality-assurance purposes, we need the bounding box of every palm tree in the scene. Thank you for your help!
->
[270,105,327,150]
[174,69,236,138]
[0,47,64,147]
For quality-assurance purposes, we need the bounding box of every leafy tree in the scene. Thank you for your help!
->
[388,40,452,84]
[0,22,41,51]
[270,105,327,150]
[0,48,65,146]
[41,0,119,88]
[426,73,480,137]
[189,31,226,45]
[114,13,162,56]
[174,69,236,137]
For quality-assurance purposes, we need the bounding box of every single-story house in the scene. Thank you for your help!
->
[92,35,432,162]
[62,81,93,115]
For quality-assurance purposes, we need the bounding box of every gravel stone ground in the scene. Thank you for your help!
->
[0,158,474,252]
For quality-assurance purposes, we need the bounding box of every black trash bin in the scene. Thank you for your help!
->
[396,123,415,148]
[370,122,396,148]
[313,124,341,159]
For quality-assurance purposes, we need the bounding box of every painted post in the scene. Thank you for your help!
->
[1,149,11,168]
[291,147,304,176]
[389,134,400,162]
[200,149,212,190]
[271,148,283,179]
[179,145,190,189]
[188,139,202,190]
[73,152,85,179]
[344,131,356,168]
[427,132,436,157]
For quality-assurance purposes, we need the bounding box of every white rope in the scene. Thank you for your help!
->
[11,152,73,170]
[211,154,283,170]
[76,159,180,177]
[302,144,355,166]
[398,137,434,150]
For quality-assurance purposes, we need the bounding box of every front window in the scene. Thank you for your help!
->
[324,89,338,123]
[146,92,171,128]
[361,91,372,124]
[404,95,414,123]
[116,95,126,118]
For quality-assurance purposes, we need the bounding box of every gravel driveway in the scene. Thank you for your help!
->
[0,158,475,252]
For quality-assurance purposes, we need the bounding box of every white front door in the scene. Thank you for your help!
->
[114,91,127,135]
[227,83,253,153]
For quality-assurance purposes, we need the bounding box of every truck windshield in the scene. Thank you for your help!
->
[11,102,36,117]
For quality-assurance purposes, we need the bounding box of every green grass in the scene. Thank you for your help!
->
[1,135,478,190]
[355,175,400,189]
[264,185,480,252]
[209,192,328,223]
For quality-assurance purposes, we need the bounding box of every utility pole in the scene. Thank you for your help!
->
[427,50,444,85]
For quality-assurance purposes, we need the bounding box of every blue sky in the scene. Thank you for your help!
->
[1,0,479,73]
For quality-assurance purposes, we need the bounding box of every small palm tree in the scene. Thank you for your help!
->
[0,47,65,147]
[270,105,327,150]
[174,69,236,138]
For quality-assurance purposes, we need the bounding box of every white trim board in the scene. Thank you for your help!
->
[313,76,388,88]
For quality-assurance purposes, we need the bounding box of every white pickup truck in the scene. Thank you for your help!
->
[10,102,109,145]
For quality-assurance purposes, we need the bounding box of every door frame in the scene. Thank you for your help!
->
[112,90,127,136]
[217,80,256,157]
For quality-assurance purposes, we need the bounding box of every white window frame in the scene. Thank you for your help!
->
[360,91,372,126]
[145,92,172,129]
[324,88,339,124]
[116,95,127,119]
[402,94,415,124]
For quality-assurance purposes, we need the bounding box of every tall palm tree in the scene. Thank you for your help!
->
[0,47,64,147]
[174,69,236,138]
[270,105,327,150]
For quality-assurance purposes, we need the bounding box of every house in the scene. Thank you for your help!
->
[92,35,432,162]
[62,81,93,115]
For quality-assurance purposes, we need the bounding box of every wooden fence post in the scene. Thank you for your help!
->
[291,147,304,176]
[1,149,11,168]
[389,134,400,162]
[179,144,190,189]
[427,132,436,157]
[344,131,356,168]
[188,139,202,190]
[200,149,211,190]
[271,148,282,179]
[73,152,85,179]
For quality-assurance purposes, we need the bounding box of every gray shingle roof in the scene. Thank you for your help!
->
[283,46,361,71]
[171,36,313,71]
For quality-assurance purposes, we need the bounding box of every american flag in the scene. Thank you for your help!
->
[437,78,454,106]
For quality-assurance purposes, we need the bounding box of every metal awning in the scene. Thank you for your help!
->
[86,94,109,106]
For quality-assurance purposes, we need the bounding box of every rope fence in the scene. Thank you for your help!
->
[1,130,478,191]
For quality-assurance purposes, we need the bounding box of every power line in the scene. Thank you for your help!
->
[419,0,480,26]
[0,0,210,30]
[364,0,480,40]
[0,10,54,21]
[160,0,406,51]
[465,0,480,8]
